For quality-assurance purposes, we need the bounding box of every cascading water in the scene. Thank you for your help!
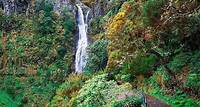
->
[75,5,89,73]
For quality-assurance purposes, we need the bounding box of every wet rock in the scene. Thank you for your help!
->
[0,0,31,15]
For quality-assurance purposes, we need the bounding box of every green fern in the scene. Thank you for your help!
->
[0,91,17,107]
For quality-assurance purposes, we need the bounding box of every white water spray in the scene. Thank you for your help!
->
[75,5,89,73]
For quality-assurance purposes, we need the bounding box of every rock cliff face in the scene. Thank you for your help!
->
[0,0,31,15]
[90,0,109,17]
[0,0,108,19]
[0,0,108,35]
[0,0,74,15]
[53,0,74,13]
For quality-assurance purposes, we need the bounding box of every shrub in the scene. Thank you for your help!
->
[143,0,167,26]
[184,14,200,50]
[187,73,200,93]
[85,40,108,72]
[70,74,142,107]
[0,13,23,32]
[122,54,157,76]
[186,51,200,94]
[35,1,57,35]
[168,53,190,73]
[109,96,142,107]
[149,66,171,88]
[107,0,125,17]
[89,17,105,34]
[62,8,75,36]
[49,73,88,107]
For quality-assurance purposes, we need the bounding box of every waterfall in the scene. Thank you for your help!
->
[75,5,89,73]
[85,10,90,33]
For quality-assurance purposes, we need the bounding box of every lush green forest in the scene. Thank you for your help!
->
[0,0,200,107]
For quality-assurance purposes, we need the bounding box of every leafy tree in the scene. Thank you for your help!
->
[36,0,56,35]
[0,12,23,33]
[85,40,108,72]
[62,8,76,47]
[142,0,167,26]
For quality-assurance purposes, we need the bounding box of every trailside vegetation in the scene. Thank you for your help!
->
[0,0,200,106]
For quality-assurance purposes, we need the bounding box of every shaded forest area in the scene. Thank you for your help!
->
[0,0,200,107]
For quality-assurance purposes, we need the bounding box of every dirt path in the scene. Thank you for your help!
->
[144,94,171,107]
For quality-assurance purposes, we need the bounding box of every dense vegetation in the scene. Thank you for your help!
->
[0,0,200,107]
